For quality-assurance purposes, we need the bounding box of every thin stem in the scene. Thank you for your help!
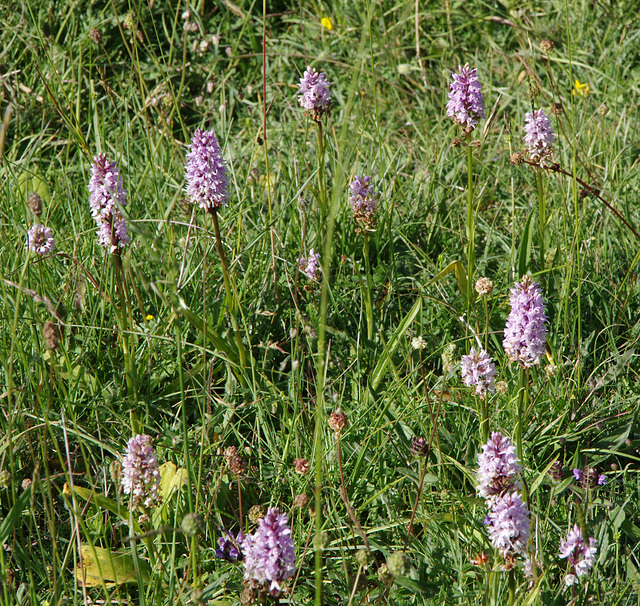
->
[515,367,526,462]
[362,232,374,340]
[466,132,475,295]
[537,170,546,271]
[210,209,247,367]
[315,121,327,224]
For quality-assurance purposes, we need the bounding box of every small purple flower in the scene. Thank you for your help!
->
[485,491,531,557]
[597,474,607,485]
[298,248,321,280]
[477,432,521,498]
[27,224,55,255]
[503,275,548,367]
[185,128,230,212]
[559,524,597,585]
[121,434,161,509]
[88,154,130,252]
[216,530,243,561]
[573,468,583,481]
[446,64,486,132]
[297,66,331,119]
[523,109,555,161]
[461,347,496,396]
[349,175,377,228]
[242,507,296,596]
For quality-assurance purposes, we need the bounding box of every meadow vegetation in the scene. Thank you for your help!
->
[1,0,640,604]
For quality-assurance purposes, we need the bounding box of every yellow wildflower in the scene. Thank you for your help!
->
[321,17,333,31]
[146,314,155,321]
[572,79,590,97]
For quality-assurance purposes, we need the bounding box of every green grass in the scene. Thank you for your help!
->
[2,0,640,604]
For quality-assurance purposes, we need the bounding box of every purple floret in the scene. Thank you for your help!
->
[477,432,521,498]
[461,347,496,396]
[185,128,230,212]
[523,109,555,161]
[27,224,55,255]
[485,491,531,557]
[446,64,486,132]
[88,154,130,252]
[559,523,597,585]
[503,275,548,367]
[242,507,296,596]
[121,434,161,509]
[297,66,331,119]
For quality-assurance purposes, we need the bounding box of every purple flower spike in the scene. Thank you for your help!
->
[121,434,161,509]
[297,66,331,120]
[242,507,296,596]
[477,432,521,498]
[461,347,496,396]
[447,64,486,132]
[88,154,130,252]
[216,530,243,561]
[523,109,555,161]
[185,128,230,212]
[349,175,377,229]
[559,524,597,585]
[27,224,55,255]
[298,248,321,280]
[503,275,548,368]
[485,491,531,557]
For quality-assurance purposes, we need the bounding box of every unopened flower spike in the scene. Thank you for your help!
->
[185,128,230,212]
[447,64,486,132]
[27,224,55,255]
[349,175,377,230]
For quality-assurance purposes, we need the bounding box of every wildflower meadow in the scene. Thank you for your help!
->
[3,1,640,604]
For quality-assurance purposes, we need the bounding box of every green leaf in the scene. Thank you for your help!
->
[371,297,421,389]
[18,167,51,204]
[72,485,127,520]
[75,545,149,587]
[0,487,31,545]
[426,260,469,299]
[159,461,188,500]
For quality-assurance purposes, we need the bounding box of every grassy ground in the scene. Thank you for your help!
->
[2,0,640,604]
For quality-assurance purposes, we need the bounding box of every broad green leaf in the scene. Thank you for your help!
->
[426,260,469,299]
[18,167,51,204]
[159,461,188,500]
[75,545,149,587]
[72,485,127,520]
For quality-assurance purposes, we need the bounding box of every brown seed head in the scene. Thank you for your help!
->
[89,28,102,44]
[475,277,494,296]
[43,321,59,350]
[27,192,43,216]
[223,446,238,461]
[294,458,310,475]
[228,454,247,476]
[551,102,563,115]
[294,493,309,508]
[328,409,347,435]
[510,152,524,165]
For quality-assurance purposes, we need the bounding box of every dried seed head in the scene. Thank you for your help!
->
[0,470,11,488]
[228,454,247,476]
[328,409,347,435]
[90,28,102,44]
[540,39,554,53]
[475,277,494,295]
[496,380,508,394]
[293,458,310,475]
[22,478,32,491]
[27,192,42,215]
[248,504,265,524]
[223,446,238,461]
[293,494,309,508]
[598,103,610,116]
[551,102,563,115]
[43,321,59,350]
[410,436,428,457]
[510,152,524,165]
